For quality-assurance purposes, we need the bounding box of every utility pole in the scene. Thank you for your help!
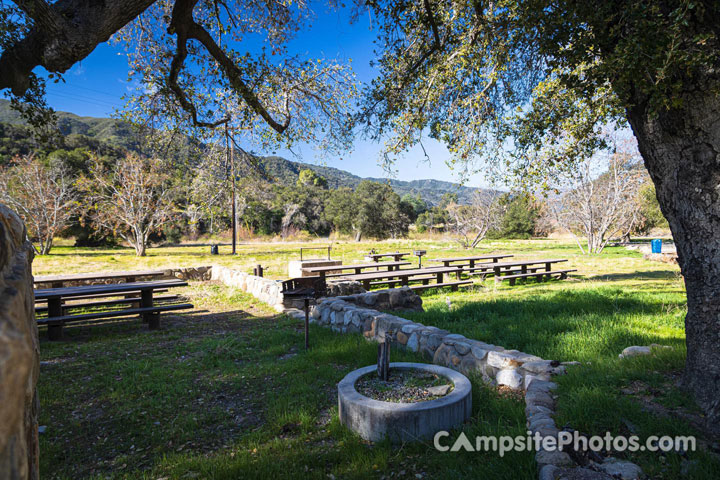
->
[225,123,236,255]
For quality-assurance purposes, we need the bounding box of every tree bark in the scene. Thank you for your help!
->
[0,0,157,95]
[626,73,720,432]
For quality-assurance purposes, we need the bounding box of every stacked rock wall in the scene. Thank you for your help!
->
[211,265,286,311]
[0,204,39,480]
[310,292,560,388]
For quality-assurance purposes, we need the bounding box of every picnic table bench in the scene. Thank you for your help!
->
[301,261,411,278]
[34,269,168,288]
[474,259,575,285]
[365,252,410,262]
[428,254,514,269]
[35,280,193,340]
[342,266,471,291]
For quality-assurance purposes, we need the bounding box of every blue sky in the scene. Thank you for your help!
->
[42,5,489,187]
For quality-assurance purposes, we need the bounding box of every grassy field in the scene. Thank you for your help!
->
[33,238,720,479]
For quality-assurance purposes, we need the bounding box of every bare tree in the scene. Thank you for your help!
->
[553,145,643,254]
[448,191,502,249]
[79,153,176,256]
[0,154,79,254]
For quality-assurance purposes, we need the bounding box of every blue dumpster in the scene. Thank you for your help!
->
[651,239,662,254]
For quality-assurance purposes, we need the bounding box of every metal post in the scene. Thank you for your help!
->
[304,298,310,350]
[225,123,236,255]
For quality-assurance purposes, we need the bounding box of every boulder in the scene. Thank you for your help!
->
[597,458,643,480]
[619,346,651,359]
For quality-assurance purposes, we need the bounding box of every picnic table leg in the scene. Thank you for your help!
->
[401,276,409,287]
[436,272,443,284]
[47,297,63,340]
[493,266,501,283]
[355,268,362,274]
[124,275,141,306]
[469,260,475,270]
[141,289,160,330]
[363,279,370,290]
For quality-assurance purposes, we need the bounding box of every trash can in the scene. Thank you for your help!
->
[651,239,662,254]
[210,244,219,255]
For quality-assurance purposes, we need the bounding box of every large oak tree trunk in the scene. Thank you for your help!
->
[627,75,720,432]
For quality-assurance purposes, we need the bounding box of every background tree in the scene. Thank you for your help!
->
[448,191,502,248]
[633,182,670,236]
[354,181,410,240]
[415,206,450,234]
[0,154,79,254]
[297,169,328,189]
[325,187,360,239]
[400,193,428,222]
[79,153,176,256]
[553,153,643,254]
[490,193,540,239]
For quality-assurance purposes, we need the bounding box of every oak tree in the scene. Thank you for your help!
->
[362,0,720,429]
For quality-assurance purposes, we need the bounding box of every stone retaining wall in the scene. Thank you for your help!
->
[308,291,560,388]
[0,204,39,480]
[211,265,286,311]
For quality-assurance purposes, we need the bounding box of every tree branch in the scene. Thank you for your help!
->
[0,0,157,95]
[168,0,291,133]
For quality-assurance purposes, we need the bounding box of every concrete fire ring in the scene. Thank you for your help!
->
[338,362,472,443]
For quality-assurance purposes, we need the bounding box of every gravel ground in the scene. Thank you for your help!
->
[355,369,454,403]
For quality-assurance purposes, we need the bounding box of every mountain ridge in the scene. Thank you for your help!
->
[0,99,479,204]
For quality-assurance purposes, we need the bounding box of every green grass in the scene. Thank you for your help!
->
[400,246,720,479]
[38,284,534,479]
[34,239,720,479]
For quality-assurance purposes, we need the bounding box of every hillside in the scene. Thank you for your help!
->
[0,99,479,204]
[258,156,478,204]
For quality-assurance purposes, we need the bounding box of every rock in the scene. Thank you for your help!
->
[470,345,489,361]
[553,467,615,480]
[597,458,643,480]
[396,332,408,345]
[487,351,522,369]
[427,384,452,396]
[433,344,454,366]
[406,333,419,352]
[535,449,575,468]
[538,465,559,480]
[525,389,555,409]
[459,354,483,376]
[496,369,524,389]
[619,346,651,359]
[0,204,39,480]
[522,360,554,374]
[524,373,552,390]
[454,341,471,355]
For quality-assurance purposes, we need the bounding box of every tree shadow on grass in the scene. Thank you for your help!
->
[404,287,687,361]
[589,270,681,282]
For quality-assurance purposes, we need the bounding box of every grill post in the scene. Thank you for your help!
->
[304,298,310,350]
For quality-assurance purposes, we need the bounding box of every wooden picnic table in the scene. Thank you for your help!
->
[342,266,462,290]
[34,269,167,288]
[365,252,410,262]
[35,280,190,339]
[475,258,568,276]
[428,254,514,268]
[302,261,411,278]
